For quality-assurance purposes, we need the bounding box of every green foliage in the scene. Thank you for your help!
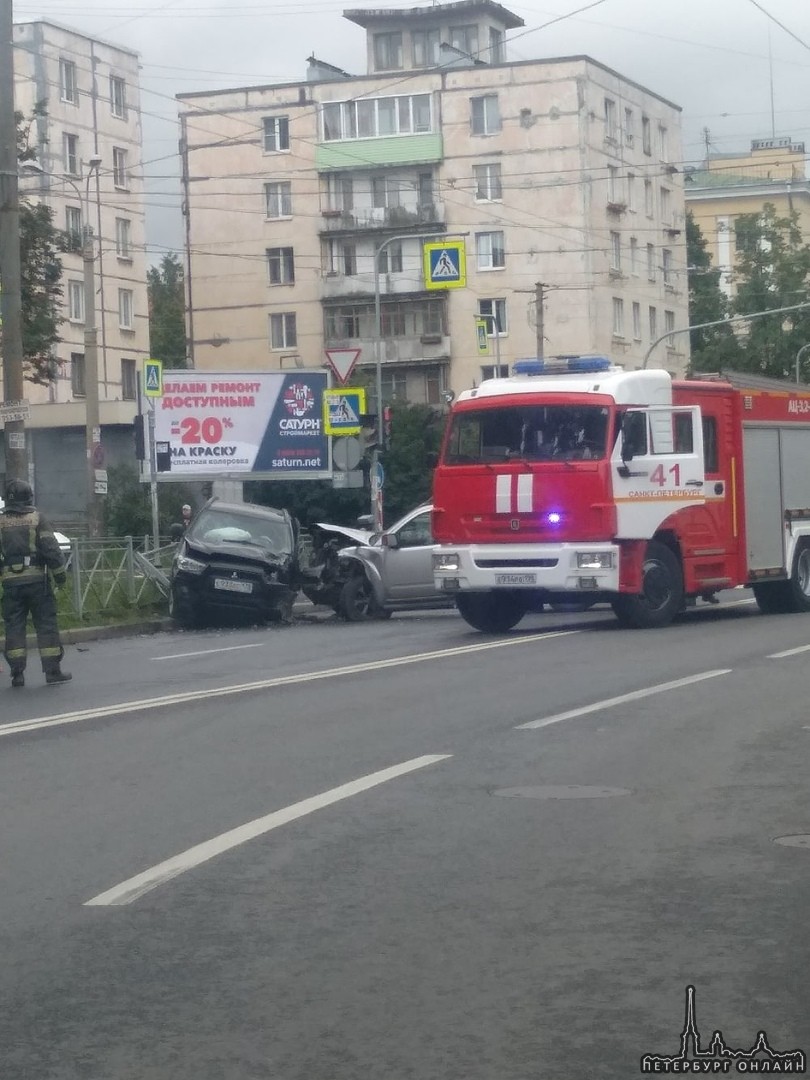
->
[147,253,187,368]
[730,204,810,379]
[103,463,198,539]
[246,402,444,529]
[686,211,740,372]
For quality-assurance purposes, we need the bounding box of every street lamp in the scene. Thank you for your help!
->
[23,156,103,535]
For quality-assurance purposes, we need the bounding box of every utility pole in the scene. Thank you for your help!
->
[0,0,28,482]
[535,281,545,359]
[83,213,103,537]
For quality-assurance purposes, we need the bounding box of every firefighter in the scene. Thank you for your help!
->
[0,479,71,687]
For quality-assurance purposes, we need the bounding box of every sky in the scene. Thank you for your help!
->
[12,0,810,262]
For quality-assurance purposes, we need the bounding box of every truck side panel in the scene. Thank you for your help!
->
[742,427,784,572]
[778,428,810,510]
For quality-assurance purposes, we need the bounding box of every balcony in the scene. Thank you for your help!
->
[319,201,445,234]
[323,334,450,364]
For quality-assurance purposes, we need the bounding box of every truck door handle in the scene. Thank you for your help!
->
[685,480,703,488]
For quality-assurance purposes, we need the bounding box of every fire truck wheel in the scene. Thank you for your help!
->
[752,581,792,615]
[611,541,683,629]
[455,591,527,633]
[787,542,810,612]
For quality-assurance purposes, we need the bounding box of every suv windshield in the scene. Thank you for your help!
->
[445,404,610,463]
[187,508,293,554]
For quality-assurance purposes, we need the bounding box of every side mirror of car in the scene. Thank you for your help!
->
[382,532,399,549]
[426,450,439,468]
[169,523,184,541]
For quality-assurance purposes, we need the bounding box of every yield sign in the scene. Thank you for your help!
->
[325,347,361,385]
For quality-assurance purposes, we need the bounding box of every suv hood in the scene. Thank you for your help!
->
[185,537,292,567]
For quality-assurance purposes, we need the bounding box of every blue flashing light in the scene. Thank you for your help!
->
[513,355,613,377]
[546,511,562,526]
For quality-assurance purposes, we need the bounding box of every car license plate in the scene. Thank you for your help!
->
[495,573,536,586]
[214,577,253,594]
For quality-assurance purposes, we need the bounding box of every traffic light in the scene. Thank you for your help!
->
[133,414,146,461]
[360,412,379,457]
[383,405,392,444]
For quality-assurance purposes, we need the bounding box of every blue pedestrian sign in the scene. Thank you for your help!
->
[144,359,163,398]
[323,387,366,435]
[372,460,385,493]
[423,240,466,290]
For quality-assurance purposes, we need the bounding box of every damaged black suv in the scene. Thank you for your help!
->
[169,499,302,628]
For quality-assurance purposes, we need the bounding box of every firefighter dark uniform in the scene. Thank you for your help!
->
[0,480,71,687]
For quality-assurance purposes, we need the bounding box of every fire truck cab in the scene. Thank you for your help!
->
[431,355,810,631]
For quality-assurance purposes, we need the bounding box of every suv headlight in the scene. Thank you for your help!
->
[176,554,207,575]
[433,551,460,572]
[576,552,614,570]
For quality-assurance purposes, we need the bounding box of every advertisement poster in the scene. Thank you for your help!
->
[151,371,331,480]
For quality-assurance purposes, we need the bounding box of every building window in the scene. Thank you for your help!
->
[379,242,403,273]
[471,95,500,136]
[425,366,443,405]
[263,116,290,152]
[381,370,408,403]
[649,305,657,342]
[488,27,505,63]
[265,180,292,218]
[110,75,127,119]
[644,179,653,217]
[604,97,618,142]
[632,301,642,340]
[627,172,636,211]
[340,242,357,276]
[71,352,85,397]
[607,165,620,205]
[68,280,84,323]
[113,147,128,189]
[658,124,669,161]
[270,312,297,349]
[647,243,656,281]
[476,231,505,271]
[381,304,407,337]
[323,94,432,141]
[59,59,78,104]
[64,133,79,176]
[481,364,509,380]
[65,205,82,249]
[478,298,507,335]
[665,309,676,345]
[642,115,651,155]
[662,248,673,286]
[660,187,671,225]
[412,28,440,67]
[450,24,479,56]
[629,237,638,275]
[610,231,621,272]
[325,305,363,340]
[612,297,625,337]
[624,107,634,146]
[267,246,295,285]
[473,163,502,201]
[371,175,401,209]
[373,31,403,70]
[115,218,132,259]
[118,289,134,330]
[121,358,136,401]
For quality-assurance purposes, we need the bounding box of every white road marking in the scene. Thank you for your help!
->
[152,643,265,661]
[516,669,732,730]
[0,630,581,739]
[85,754,452,906]
[767,643,810,659]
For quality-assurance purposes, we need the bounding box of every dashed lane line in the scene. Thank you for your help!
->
[85,754,452,906]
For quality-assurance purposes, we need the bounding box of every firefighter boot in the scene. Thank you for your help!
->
[45,665,72,685]
[10,669,24,688]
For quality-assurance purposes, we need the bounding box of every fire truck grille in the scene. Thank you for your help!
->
[474,558,558,569]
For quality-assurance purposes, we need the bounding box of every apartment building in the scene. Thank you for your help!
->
[178,0,689,411]
[7,21,148,523]
[685,137,810,299]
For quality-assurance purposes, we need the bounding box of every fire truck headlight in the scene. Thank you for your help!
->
[576,552,614,570]
[433,552,460,572]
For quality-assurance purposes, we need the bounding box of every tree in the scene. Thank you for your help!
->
[11,107,66,384]
[147,253,187,368]
[730,204,810,379]
[103,463,198,538]
[685,210,740,373]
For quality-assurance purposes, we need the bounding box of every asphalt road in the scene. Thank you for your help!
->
[3,594,810,1079]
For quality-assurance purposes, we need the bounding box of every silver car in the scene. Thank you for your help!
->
[336,503,455,621]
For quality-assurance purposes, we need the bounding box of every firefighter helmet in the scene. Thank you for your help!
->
[4,479,34,506]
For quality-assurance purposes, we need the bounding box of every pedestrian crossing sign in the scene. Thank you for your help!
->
[144,359,163,398]
[323,387,366,435]
[423,240,466,290]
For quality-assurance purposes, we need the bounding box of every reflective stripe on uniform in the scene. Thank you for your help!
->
[5,648,26,659]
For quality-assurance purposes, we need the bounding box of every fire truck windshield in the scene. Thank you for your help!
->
[444,404,610,464]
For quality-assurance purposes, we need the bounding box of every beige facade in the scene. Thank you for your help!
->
[686,137,810,298]
[178,0,689,404]
[12,20,149,417]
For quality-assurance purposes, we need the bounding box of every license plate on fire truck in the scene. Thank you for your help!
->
[495,573,536,586]
[214,578,253,594]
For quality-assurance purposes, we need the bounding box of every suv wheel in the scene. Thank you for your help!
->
[340,575,386,621]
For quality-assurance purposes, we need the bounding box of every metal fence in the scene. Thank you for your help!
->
[66,537,178,620]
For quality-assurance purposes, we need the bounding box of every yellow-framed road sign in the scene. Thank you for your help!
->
[144,359,163,397]
[423,240,466,290]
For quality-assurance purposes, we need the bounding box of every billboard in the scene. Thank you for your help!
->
[151,371,331,480]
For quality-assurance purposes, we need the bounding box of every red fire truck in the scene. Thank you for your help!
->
[431,355,810,631]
